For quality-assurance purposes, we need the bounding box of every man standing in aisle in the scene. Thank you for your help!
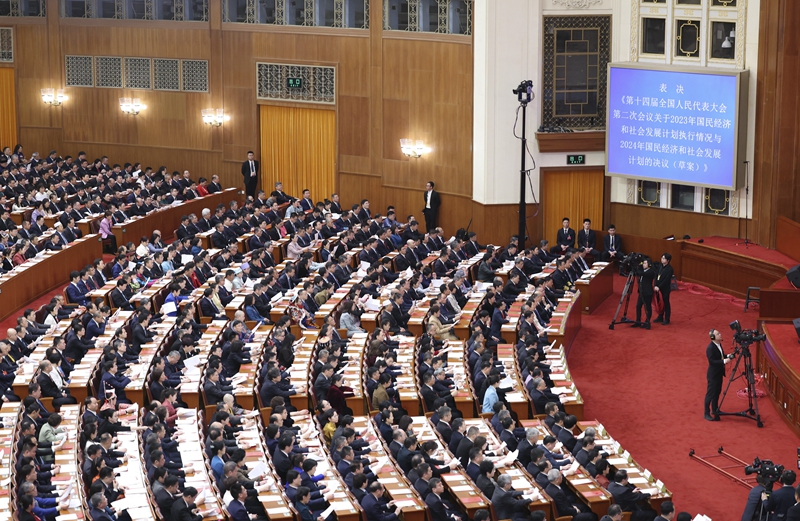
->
[705,328,731,421]
[422,181,441,233]
[241,151,259,199]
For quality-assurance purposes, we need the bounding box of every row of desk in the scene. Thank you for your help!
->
[0,234,102,322]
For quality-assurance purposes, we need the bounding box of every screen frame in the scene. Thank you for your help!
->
[605,62,749,191]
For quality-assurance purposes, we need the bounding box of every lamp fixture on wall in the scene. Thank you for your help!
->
[202,108,228,127]
[119,97,146,115]
[41,88,67,106]
[400,139,430,158]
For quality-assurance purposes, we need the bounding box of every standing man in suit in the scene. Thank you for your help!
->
[422,181,441,233]
[654,253,674,326]
[552,218,576,254]
[241,151,259,199]
[577,219,599,256]
[601,224,624,262]
[631,258,655,330]
[704,329,731,421]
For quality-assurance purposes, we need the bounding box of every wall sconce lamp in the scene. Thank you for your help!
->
[41,88,67,106]
[400,139,431,158]
[202,108,228,127]
[119,97,146,115]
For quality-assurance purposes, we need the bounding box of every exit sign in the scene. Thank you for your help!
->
[567,154,586,165]
[287,77,303,89]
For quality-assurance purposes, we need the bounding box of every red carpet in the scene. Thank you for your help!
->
[691,236,798,269]
[569,275,799,520]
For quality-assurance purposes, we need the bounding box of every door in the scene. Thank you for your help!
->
[259,104,336,201]
[541,167,605,250]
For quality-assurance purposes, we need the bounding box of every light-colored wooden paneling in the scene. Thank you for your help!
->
[338,95,370,157]
[541,168,605,249]
[9,15,473,214]
[610,202,740,240]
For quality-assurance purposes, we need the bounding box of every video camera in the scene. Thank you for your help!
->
[513,80,533,104]
[744,457,785,491]
[730,320,767,345]
[621,252,645,270]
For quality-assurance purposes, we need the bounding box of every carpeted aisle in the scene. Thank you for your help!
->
[568,274,799,520]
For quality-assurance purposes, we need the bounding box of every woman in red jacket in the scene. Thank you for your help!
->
[327,373,354,416]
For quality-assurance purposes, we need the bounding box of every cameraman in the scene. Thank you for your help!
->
[740,474,766,521]
[654,253,674,326]
[767,470,797,520]
[632,257,654,329]
[705,329,731,421]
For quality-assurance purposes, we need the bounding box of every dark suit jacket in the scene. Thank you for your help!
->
[556,227,576,249]
[607,481,651,512]
[577,229,596,250]
[492,486,531,520]
[241,159,259,179]
[361,492,399,521]
[768,485,797,519]
[655,263,674,293]
[706,341,726,381]
[423,190,441,212]
[603,234,623,255]
[170,498,203,521]
[545,483,576,517]
[228,499,250,521]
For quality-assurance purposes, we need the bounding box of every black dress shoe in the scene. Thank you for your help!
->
[631,322,641,328]
[704,414,714,421]
[643,322,651,330]
[654,315,663,323]
[712,415,720,421]
[661,320,670,326]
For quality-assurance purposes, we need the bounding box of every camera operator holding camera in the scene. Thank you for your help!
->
[631,257,655,329]
[705,329,733,421]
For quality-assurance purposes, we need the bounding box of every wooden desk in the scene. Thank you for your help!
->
[549,293,583,355]
[0,235,102,322]
[111,188,237,246]
[574,261,614,314]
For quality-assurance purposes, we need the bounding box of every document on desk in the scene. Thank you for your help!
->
[248,461,268,479]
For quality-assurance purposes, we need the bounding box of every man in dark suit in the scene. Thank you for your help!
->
[654,253,674,326]
[545,470,596,521]
[767,470,798,521]
[552,218,576,254]
[361,482,399,521]
[606,470,653,521]
[227,483,252,521]
[601,224,624,262]
[632,258,655,329]
[110,280,134,311]
[155,475,180,516]
[704,328,730,422]
[491,475,533,521]
[653,501,675,521]
[425,478,464,521]
[422,181,441,233]
[785,484,800,521]
[170,486,203,521]
[577,219,599,256]
[241,151,259,199]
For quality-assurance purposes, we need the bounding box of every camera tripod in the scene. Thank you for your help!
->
[609,271,636,330]
[717,342,764,427]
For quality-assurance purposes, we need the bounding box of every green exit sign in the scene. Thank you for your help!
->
[287,77,303,89]
[567,154,586,165]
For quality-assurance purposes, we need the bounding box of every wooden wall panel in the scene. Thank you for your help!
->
[7,12,472,226]
[338,96,370,157]
[753,0,800,248]
[610,203,740,239]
